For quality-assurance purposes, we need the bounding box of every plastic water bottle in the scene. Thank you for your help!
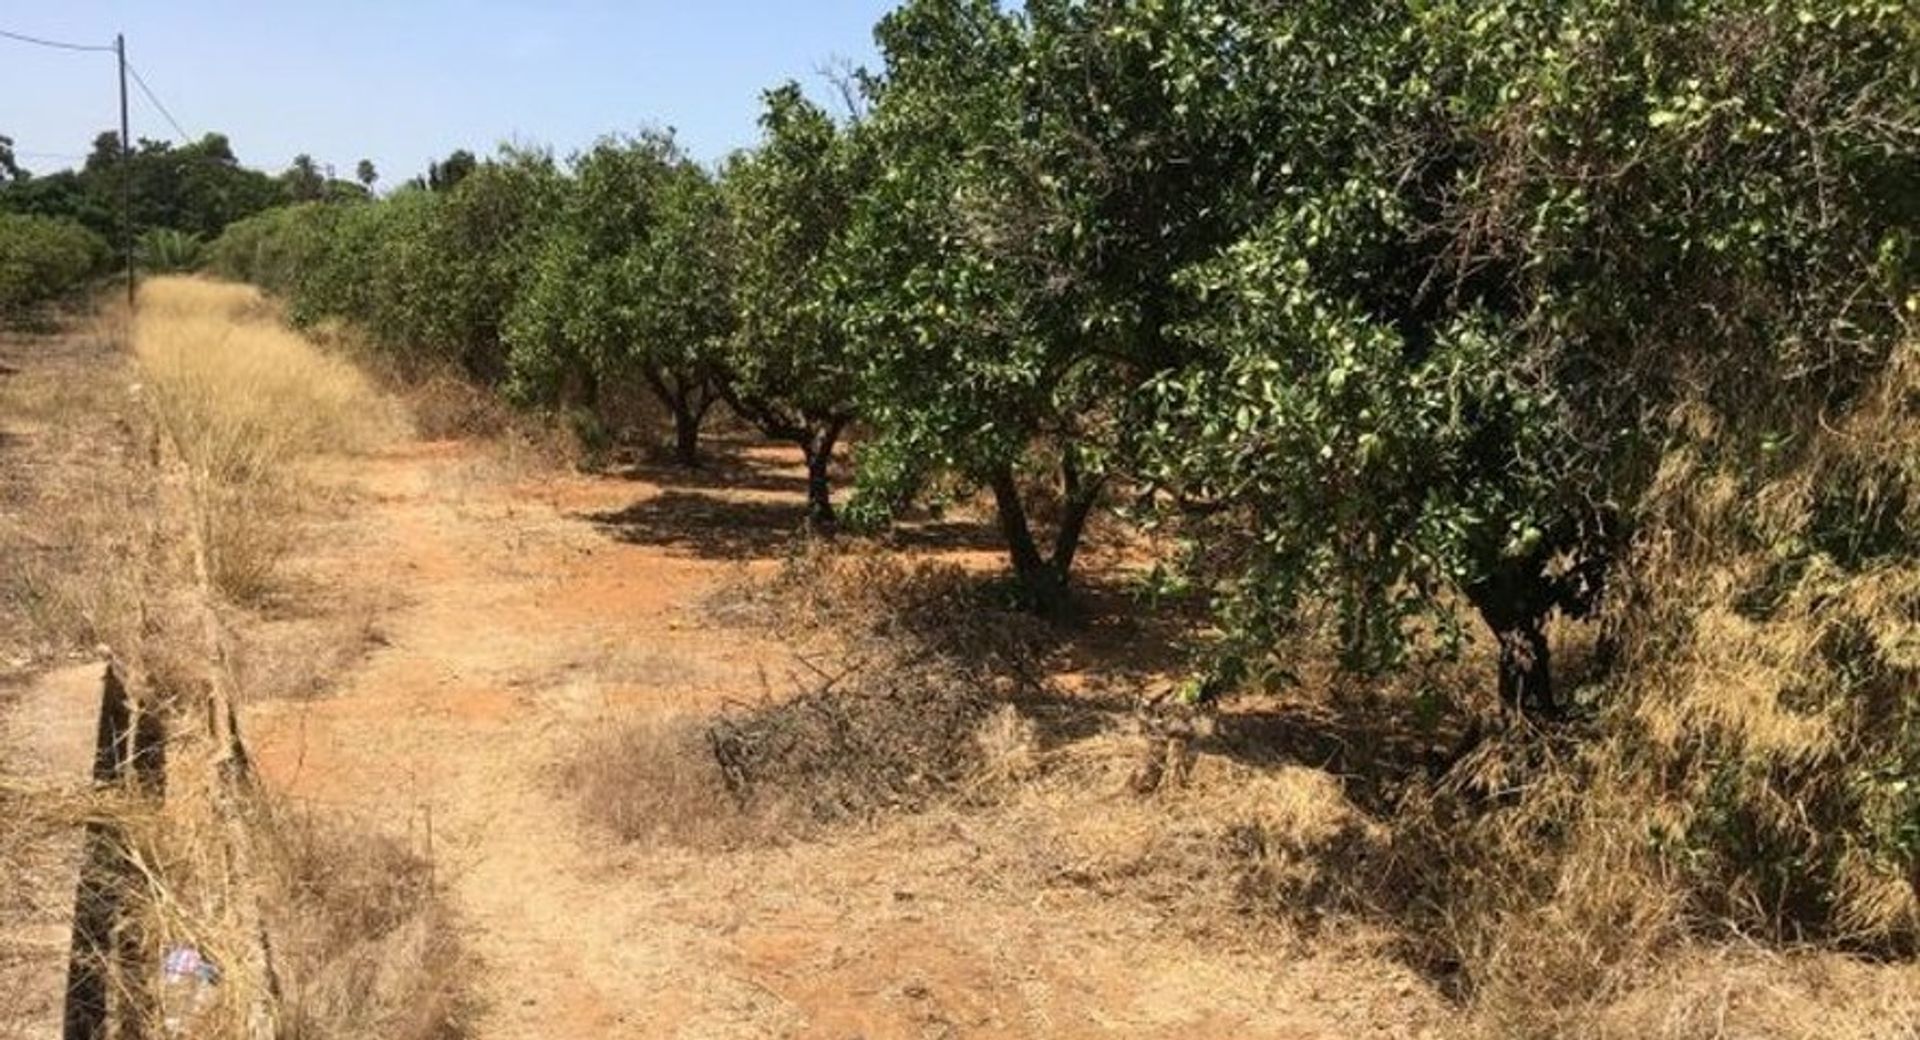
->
[159,945,220,1035]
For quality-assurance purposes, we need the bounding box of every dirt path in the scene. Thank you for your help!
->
[244,435,1446,1039]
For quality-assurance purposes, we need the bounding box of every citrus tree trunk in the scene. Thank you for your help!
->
[800,418,847,530]
[1467,565,1559,716]
[987,455,1101,615]
[643,367,716,468]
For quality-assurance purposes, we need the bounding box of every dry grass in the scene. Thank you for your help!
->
[120,282,468,1037]
[1602,343,1920,943]
[0,310,158,667]
[1583,948,1920,1039]
[131,277,404,601]
[708,539,978,630]
[1368,341,1920,1035]
[561,711,748,848]
[706,539,1047,675]
[2,307,270,1040]
[231,598,391,703]
[265,810,467,1040]
[3,292,470,1040]
[978,726,1390,945]
[301,317,578,471]
[14,774,456,1040]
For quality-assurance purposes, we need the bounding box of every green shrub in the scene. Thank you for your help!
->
[207,152,561,386]
[136,227,205,273]
[0,213,108,318]
[205,203,338,299]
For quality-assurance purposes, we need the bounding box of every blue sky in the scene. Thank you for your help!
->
[2,1,895,183]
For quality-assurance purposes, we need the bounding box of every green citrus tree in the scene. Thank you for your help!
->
[1141,0,1920,713]
[505,132,730,464]
[719,83,866,527]
[842,0,1282,607]
[406,149,564,383]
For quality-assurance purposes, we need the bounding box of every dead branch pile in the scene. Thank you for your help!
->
[707,648,997,823]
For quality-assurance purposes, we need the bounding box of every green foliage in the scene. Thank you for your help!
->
[724,85,860,423]
[281,154,326,203]
[721,83,866,520]
[84,132,285,238]
[0,213,108,317]
[299,153,566,382]
[842,0,1290,596]
[208,151,563,385]
[0,169,114,232]
[839,0,1043,514]
[408,152,563,381]
[1135,0,1920,706]
[0,130,290,246]
[426,150,478,193]
[204,202,336,297]
[136,227,205,273]
[504,132,729,459]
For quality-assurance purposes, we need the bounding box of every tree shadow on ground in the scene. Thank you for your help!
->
[582,491,813,560]
[605,435,815,497]
[873,517,1007,553]
[592,433,1008,554]
[1009,660,1475,820]
[1038,576,1201,693]
[811,563,1202,698]
[580,491,1011,559]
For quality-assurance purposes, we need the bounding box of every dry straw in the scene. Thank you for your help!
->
[131,277,405,601]
[0,280,457,1040]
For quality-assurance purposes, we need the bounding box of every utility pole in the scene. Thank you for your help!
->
[117,32,133,308]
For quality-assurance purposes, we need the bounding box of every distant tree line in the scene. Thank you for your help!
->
[0,130,381,238]
[0,129,385,313]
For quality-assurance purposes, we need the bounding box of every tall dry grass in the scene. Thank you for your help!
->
[127,283,462,1039]
[4,288,461,1040]
[267,811,468,1040]
[1410,340,1920,1037]
[0,307,156,665]
[1616,341,1920,942]
[127,282,462,1039]
[131,277,404,600]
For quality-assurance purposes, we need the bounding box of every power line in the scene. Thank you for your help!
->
[4,26,192,144]
[0,26,115,53]
[126,62,190,140]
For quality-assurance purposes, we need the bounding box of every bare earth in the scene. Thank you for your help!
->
[243,434,1448,1040]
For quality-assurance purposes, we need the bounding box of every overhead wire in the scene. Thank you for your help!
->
[0,27,118,167]
[3,24,196,144]
[126,63,191,140]
[0,26,115,53]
